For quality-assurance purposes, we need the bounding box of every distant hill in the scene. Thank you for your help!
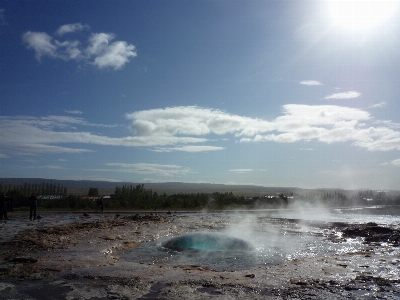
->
[0,178,303,196]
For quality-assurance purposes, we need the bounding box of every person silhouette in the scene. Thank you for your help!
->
[29,193,37,220]
[0,193,8,220]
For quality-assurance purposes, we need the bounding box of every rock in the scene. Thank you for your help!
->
[0,282,15,292]
[341,224,398,245]
[290,278,308,285]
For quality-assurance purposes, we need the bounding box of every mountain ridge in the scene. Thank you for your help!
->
[0,177,303,196]
[1,178,395,196]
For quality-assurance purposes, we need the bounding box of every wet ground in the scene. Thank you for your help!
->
[1,209,400,299]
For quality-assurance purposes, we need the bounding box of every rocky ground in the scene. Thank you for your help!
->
[0,212,400,299]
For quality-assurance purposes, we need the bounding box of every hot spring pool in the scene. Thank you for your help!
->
[162,232,254,252]
[122,224,362,271]
[120,208,399,271]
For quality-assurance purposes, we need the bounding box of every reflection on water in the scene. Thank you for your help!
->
[334,206,400,227]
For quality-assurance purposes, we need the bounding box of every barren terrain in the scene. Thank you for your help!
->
[1,212,400,299]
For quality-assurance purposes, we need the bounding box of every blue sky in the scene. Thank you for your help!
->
[1,0,400,190]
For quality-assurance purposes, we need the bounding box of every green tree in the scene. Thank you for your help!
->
[88,188,99,197]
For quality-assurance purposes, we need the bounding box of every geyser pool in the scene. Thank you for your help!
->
[163,232,254,252]
[122,211,369,271]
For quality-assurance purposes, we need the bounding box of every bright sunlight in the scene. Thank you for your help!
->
[329,0,398,30]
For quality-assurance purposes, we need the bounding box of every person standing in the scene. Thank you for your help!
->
[29,192,37,220]
[0,193,8,220]
[99,197,104,213]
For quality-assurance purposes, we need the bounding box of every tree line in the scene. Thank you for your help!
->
[0,182,289,210]
[0,181,67,198]
[1,181,399,211]
[109,185,289,210]
[0,181,68,209]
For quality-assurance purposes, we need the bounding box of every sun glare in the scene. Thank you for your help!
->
[330,0,398,30]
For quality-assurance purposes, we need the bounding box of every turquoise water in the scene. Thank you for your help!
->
[163,232,254,252]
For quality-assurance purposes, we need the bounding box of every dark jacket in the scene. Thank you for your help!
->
[29,194,37,207]
[0,194,7,210]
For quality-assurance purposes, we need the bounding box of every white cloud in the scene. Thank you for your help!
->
[23,25,137,70]
[391,159,400,166]
[16,143,92,154]
[22,31,57,61]
[55,40,82,60]
[300,80,323,86]
[300,148,314,151]
[239,104,371,144]
[0,115,208,155]
[2,104,400,156]
[106,163,191,177]
[369,101,387,108]
[152,145,224,152]
[373,120,400,130]
[228,169,253,173]
[126,106,274,138]
[125,105,400,152]
[85,33,137,70]
[244,105,400,151]
[92,40,137,70]
[56,23,89,36]
[38,165,63,170]
[9,164,64,170]
[324,91,361,99]
[86,33,114,55]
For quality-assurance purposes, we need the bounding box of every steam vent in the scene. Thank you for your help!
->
[163,232,254,252]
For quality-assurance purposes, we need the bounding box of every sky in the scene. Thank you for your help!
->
[1,0,400,190]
